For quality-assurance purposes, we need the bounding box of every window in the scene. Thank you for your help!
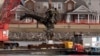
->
[88,2,91,5]
[97,36,100,41]
[15,12,22,21]
[15,13,20,20]
[88,0,91,5]
[52,3,54,8]
[17,16,20,20]
[68,3,72,10]
[58,4,61,9]
[99,1,100,5]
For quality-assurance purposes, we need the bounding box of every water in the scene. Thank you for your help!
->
[0,55,57,56]
[0,55,54,56]
[0,55,90,56]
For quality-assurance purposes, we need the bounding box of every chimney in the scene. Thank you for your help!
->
[48,0,52,9]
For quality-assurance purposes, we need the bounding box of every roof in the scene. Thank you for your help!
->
[73,5,90,13]
[74,0,88,9]
[21,0,88,9]
[11,5,29,11]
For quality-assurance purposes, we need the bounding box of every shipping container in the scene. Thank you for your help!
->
[82,36,100,52]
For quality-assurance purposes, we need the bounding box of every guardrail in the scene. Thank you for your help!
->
[9,24,100,29]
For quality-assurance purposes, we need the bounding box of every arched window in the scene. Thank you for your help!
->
[68,3,73,10]
[25,0,34,10]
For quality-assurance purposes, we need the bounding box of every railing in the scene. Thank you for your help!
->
[10,18,100,25]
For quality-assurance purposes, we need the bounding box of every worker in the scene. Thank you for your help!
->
[45,8,53,19]
[45,7,59,24]
[53,8,59,24]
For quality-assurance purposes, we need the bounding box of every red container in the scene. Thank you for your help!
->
[74,44,84,52]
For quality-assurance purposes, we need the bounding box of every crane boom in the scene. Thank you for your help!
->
[0,0,21,41]
[0,0,20,23]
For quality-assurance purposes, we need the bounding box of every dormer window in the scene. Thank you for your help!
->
[25,0,35,10]
[68,3,73,10]
[65,0,76,12]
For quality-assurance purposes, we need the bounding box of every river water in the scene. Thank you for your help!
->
[0,55,58,56]
[0,55,90,56]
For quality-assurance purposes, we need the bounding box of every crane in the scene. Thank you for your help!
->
[0,0,21,41]
[0,0,21,49]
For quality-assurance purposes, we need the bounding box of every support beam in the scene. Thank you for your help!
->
[93,15,95,23]
[94,16,96,23]
[78,14,80,23]
[66,14,71,23]
[15,12,18,20]
[91,15,93,23]
[88,14,90,23]
[97,14,99,23]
